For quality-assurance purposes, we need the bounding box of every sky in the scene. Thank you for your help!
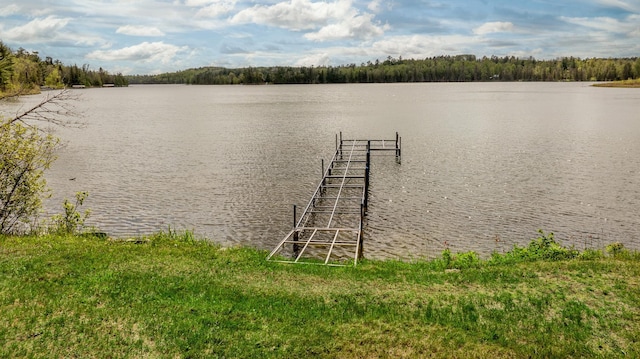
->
[0,0,638,75]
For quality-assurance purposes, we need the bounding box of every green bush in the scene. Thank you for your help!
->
[49,191,90,235]
[606,242,625,257]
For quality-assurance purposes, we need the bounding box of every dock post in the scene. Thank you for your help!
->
[396,133,402,163]
[358,201,364,260]
[321,159,327,195]
[339,131,343,159]
[365,141,370,209]
[293,205,299,257]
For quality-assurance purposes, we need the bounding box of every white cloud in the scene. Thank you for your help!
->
[0,4,20,17]
[473,21,514,35]
[85,41,188,64]
[561,16,628,33]
[368,0,381,12]
[2,16,70,42]
[305,13,389,41]
[294,53,331,66]
[193,0,237,18]
[231,0,354,31]
[595,0,640,12]
[184,0,213,5]
[231,0,387,41]
[371,34,474,58]
[116,25,165,37]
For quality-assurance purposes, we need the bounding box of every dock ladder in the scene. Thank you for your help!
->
[267,132,401,266]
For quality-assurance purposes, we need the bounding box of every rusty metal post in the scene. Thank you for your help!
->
[339,131,343,159]
[358,201,364,260]
[321,159,325,194]
[365,140,370,209]
[293,204,299,257]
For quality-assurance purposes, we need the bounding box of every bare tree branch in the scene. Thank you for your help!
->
[6,89,84,129]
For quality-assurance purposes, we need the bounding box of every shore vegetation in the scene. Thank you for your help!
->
[128,55,640,85]
[0,40,127,98]
[593,78,640,88]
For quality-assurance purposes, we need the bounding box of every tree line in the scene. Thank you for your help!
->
[0,41,127,96]
[127,55,640,85]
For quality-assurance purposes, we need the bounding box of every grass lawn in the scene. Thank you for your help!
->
[1,232,639,358]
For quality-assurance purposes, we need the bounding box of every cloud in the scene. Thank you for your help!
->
[473,21,514,35]
[194,0,237,18]
[368,0,382,12]
[231,0,353,31]
[560,15,634,33]
[220,43,249,54]
[294,53,331,66]
[2,16,70,42]
[0,4,20,17]
[305,13,389,41]
[85,41,188,64]
[595,0,640,12]
[116,25,165,37]
[370,34,474,58]
[231,0,387,41]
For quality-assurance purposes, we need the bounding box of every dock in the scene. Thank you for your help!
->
[267,132,401,266]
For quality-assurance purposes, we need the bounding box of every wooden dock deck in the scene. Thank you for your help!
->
[267,132,401,266]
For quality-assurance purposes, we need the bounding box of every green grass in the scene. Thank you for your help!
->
[1,231,640,358]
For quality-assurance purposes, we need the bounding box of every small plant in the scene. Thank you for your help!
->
[441,248,452,268]
[606,242,625,257]
[526,229,579,261]
[454,251,481,269]
[148,226,198,245]
[50,191,90,235]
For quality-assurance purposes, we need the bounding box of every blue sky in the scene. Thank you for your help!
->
[0,0,638,75]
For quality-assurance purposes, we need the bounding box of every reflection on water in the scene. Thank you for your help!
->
[2,83,639,259]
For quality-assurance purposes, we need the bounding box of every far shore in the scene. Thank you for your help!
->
[593,79,640,88]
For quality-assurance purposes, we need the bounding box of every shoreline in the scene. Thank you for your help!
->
[593,79,640,88]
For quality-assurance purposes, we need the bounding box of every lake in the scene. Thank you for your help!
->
[2,83,639,259]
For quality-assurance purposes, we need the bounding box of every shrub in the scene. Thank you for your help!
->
[50,191,91,235]
[0,119,59,234]
[606,242,625,257]
[453,251,481,269]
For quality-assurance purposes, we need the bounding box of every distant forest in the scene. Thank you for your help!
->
[0,41,127,96]
[127,55,640,85]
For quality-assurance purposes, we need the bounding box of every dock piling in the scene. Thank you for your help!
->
[292,204,299,257]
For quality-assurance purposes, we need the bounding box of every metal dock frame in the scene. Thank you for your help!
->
[267,132,401,266]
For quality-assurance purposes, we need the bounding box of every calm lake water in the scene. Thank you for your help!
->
[2,83,639,259]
